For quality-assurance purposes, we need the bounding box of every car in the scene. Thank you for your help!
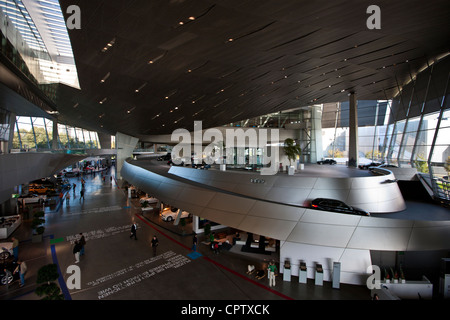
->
[139,196,158,205]
[358,162,381,170]
[368,164,398,174]
[18,194,47,206]
[160,207,190,222]
[317,159,337,165]
[28,184,52,194]
[157,153,171,161]
[0,261,19,285]
[0,242,13,260]
[310,198,370,216]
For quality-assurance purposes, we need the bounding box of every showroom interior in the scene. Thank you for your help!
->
[0,0,449,302]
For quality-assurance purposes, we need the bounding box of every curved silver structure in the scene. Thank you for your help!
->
[121,160,450,285]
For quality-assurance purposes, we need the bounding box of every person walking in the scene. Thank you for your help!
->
[130,223,137,240]
[73,240,82,263]
[268,261,277,287]
[11,237,19,262]
[79,233,86,256]
[80,188,84,201]
[151,235,159,256]
[13,260,27,287]
[192,234,198,252]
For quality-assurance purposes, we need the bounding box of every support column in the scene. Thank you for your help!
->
[310,105,323,163]
[116,132,138,179]
[348,92,358,167]
[52,120,58,150]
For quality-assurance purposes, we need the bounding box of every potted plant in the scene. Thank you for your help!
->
[400,266,406,283]
[31,211,45,243]
[384,268,390,283]
[35,264,64,300]
[391,267,399,283]
[283,138,301,175]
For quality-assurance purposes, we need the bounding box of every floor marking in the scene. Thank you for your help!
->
[49,234,71,300]
[187,251,203,260]
[134,214,293,300]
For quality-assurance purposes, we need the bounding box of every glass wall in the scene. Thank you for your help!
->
[12,116,100,151]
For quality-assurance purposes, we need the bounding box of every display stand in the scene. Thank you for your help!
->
[332,262,341,289]
[0,215,21,239]
[315,263,323,286]
[283,260,291,282]
[299,262,307,284]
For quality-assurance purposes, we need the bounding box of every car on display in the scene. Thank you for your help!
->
[0,242,13,260]
[28,184,53,194]
[310,198,370,216]
[139,196,158,205]
[157,153,171,161]
[358,162,382,170]
[0,261,19,285]
[317,159,337,165]
[368,164,398,174]
[18,194,47,206]
[160,208,190,222]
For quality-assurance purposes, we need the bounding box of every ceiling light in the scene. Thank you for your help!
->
[135,82,147,93]
[73,103,79,108]
[101,38,116,53]
[100,72,110,83]
[99,98,107,104]
[179,21,184,25]
[188,16,195,20]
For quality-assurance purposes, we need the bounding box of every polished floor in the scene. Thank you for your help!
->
[1,165,448,311]
[1,167,372,303]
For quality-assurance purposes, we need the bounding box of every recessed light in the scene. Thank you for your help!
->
[188,16,195,20]
[179,21,184,25]
[99,98,107,104]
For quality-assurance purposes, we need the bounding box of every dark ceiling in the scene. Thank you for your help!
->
[56,0,450,138]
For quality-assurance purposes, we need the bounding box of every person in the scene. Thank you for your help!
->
[11,237,19,262]
[80,189,84,201]
[73,183,76,195]
[209,232,215,243]
[233,231,241,245]
[66,192,70,205]
[268,261,277,287]
[3,268,12,289]
[130,223,137,240]
[79,233,86,256]
[13,260,27,287]
[192,234,198,252]
[73,240,82,263]
[213,242,219,254]
[151,235,159,256]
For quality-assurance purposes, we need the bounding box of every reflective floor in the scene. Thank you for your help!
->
[1,165,448,309]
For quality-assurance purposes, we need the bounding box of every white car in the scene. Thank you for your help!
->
[160,208,190,222]
[139,196,158,204]
[0,242,13,260]
[18,194,47,205]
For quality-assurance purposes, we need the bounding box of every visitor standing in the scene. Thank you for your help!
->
[151,235,159,256]
[268,261,277,287]
[130,223,137,240]
[79,233,86,256]
[73,240,82,263]
[11,237,19,262]
[192,234,198,252]
[13,260,27,287]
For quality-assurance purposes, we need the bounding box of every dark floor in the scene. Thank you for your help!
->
[0,165,448,315]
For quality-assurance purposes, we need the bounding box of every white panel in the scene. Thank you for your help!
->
[247,201,305,221]
[207,193,256,214]
[176,187,216,207]
[306,188,350,202]
[272,176,318,188]
[347,226,412,251]
[313,177,353,190]
[338,248,372,285]
[358,217,414,228]
[300,209,361,226]
[237,216,298,241]
[200,208,245,229]
[286,222,356,247]
[263,187,308,206]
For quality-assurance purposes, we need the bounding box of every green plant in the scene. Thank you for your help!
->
[283,138,301,166]
[35,264,64,300]
[204,223,211,237]
[31,211,45,235]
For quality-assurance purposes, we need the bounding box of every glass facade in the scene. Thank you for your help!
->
[12,116,100,151]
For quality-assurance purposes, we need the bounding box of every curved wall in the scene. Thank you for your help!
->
[121,160,450,285]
